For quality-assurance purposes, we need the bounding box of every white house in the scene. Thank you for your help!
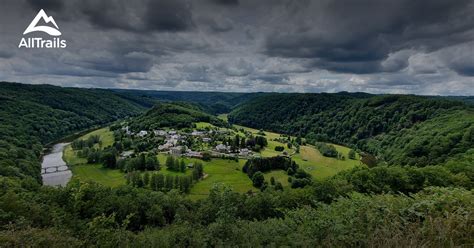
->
[170,146,183,155]
[191,131,204,136]
[215,144,229,153]
[239,148,250,156]
[154,130,167,136]
[138,130,148,137]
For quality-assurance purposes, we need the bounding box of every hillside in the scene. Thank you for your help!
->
[112,89,266,114]
[128,102,226,130]
[229,93,474,166]
[0,82,147,182]
[0,83,472,246]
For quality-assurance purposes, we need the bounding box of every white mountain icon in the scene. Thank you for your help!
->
[23,9,61,36]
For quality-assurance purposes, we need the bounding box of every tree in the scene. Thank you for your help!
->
[274,146,284,152]
[348,149,356,160]
[166,156,175,170]
[165,175,173,191]
[156,174,165,191]
[150,173,158,190]
[180,159,186,172]
[252,171,265,188]
[270,176,275,185]
[183,176,191,193]
[146,156,159,170]
[275,182,283,190]
[174,159,180,172]
[101,151,116,169]
[202,152,212,161]
[296,135,302,145]
[143,172,150,187]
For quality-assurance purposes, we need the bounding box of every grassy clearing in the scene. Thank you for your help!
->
[217,114,228,122]
[64,127,119,185]
[233,124,360,180]
[292,145,360,180]
[264,170,290,188]
[233,124,296,157]
[195,122,216,129]
[157,154,254,200]
[70,164,126,187]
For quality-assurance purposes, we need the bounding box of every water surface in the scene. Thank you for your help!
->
[41,143,72,186]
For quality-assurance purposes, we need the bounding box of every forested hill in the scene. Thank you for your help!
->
[112,89,266,114]
[229,93,474,166]
[0,82,147,182]
[128,102,226,130]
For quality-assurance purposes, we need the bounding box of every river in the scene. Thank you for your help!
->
[41,142,72,186]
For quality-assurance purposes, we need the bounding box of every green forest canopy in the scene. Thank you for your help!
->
[0,82,472,246]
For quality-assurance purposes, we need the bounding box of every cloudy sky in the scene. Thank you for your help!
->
[0,0,473,95]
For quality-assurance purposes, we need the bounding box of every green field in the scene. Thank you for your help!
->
[64,127,123,186]
[195,122,216,129]
[156,154,254,200]
[233,124,360,179]
[64,122,360,197]
[70,164,126,187]
[217,114,228,122]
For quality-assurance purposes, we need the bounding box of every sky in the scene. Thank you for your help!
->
[0,0,473,95]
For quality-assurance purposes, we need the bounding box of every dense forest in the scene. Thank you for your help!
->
[229,93,474,166]
[128,102,227,130]
[0,82,473,246]
[112,89,266,114]
[0,82,147,183]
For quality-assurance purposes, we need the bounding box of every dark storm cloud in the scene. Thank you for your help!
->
[145,0,194,32]
[1,0,474,95]
[264,0,474,74]
[69,52,154,74]
[27,0,63,11]
[78,0,193,32]
[210,0,239,6]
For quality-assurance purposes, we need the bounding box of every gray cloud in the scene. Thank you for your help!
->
[264,0,474,74]
[0,0,473,95]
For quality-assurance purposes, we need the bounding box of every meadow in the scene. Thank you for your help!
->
[64,122,360,198]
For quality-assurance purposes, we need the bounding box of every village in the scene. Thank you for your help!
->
[121,125,259,160]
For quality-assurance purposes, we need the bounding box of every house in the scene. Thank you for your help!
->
[168,130,177,135]
[154,130,167,136]
[239,148,250,156]
[122,126,133,135]
[120,150,134,159]
[215,144,229,153]
[158,143,173,151]
[186,151,202,158]
[170,146,183,155]
[137,130,148,137]
[191,131,204,136]
[202,137,211,142]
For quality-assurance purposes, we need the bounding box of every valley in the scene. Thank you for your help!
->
[62,113,361,199]
[1,82,472,246]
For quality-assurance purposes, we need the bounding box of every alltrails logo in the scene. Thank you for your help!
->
[19,9,67,48]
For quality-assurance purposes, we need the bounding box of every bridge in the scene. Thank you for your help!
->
[41,165,70,175]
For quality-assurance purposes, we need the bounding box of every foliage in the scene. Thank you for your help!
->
[252,171,265,188]
[229,93,473,166]
[315,142,338,157]
[0,82,146,183]
[243,156,298,177]
[129,102,226,130]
